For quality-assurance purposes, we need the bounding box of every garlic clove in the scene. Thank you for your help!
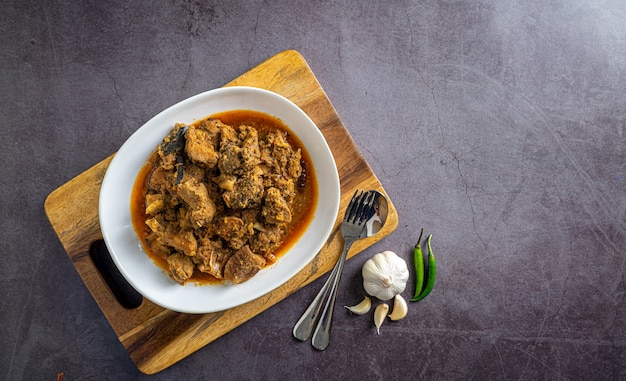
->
[388,294,408,321]
[374,303,389,335]
[345,296,372,315]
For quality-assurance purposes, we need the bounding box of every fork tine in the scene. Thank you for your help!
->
[344,189,361,222]
[350,193,365,223]
[355,191,376,224]
[353,191,368,222]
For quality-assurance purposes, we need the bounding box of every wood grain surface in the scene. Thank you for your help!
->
[44,50,398,374]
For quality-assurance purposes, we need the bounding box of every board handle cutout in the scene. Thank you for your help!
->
[89,240,143,309]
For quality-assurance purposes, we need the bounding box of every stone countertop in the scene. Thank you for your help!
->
[2,1,624,379]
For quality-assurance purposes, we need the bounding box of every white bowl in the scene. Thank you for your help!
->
[99,86,340,313]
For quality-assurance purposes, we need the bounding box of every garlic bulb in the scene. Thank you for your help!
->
[388,294,408,321]
[374,303,389,335]
[362,251,409,301]
[345,296,372,315]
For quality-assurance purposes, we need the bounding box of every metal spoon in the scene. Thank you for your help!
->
[293,190,388,350]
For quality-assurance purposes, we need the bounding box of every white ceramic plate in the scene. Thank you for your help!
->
[99,86,340,313]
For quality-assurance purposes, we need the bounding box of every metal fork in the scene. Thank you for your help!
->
[293,190,376,350]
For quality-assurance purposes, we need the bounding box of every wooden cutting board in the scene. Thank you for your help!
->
[44,50,398,374]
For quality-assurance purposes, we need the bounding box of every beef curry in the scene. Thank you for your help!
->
[130,110,317,285]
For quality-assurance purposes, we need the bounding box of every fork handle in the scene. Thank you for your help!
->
[292,238,353,342]
[311,238,356,350]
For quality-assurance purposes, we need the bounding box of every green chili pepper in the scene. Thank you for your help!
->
[411,233,436,302]
[411,228,425,300]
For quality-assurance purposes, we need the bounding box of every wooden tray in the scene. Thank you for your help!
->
[44,50,398,374]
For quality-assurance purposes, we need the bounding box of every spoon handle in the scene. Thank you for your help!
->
[292,237,353,341]
[311,238,355,350]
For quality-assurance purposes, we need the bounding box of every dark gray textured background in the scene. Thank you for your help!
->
[2,0,625,379]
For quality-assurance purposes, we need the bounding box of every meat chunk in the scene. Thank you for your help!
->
[264,131,301,177]
[145,216,164,233]
[145,218,197,256]
[177,178,216,227]
[239,125,261,170]
[185,123,219,168]
[285,149,302,179]
[262,187,292,224]
[164,230,197,256]
[158,124,187,170]
[193,238,232,279]
[217,125,262,176]
[145,166,175,194]
[145,193,165,214]
[214,173,236,191]
[145,232,172,259]
[259,130,302,194]
[249,224,284,261]
[272,177,296,203]
[183,165,206,182]
[214,216,249,250]
[219,123,240,147]
[218,144,242,174]
[200,118,227,136]
[222,166,264,209]
[167,253,195,284]
[223,245,266,284]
